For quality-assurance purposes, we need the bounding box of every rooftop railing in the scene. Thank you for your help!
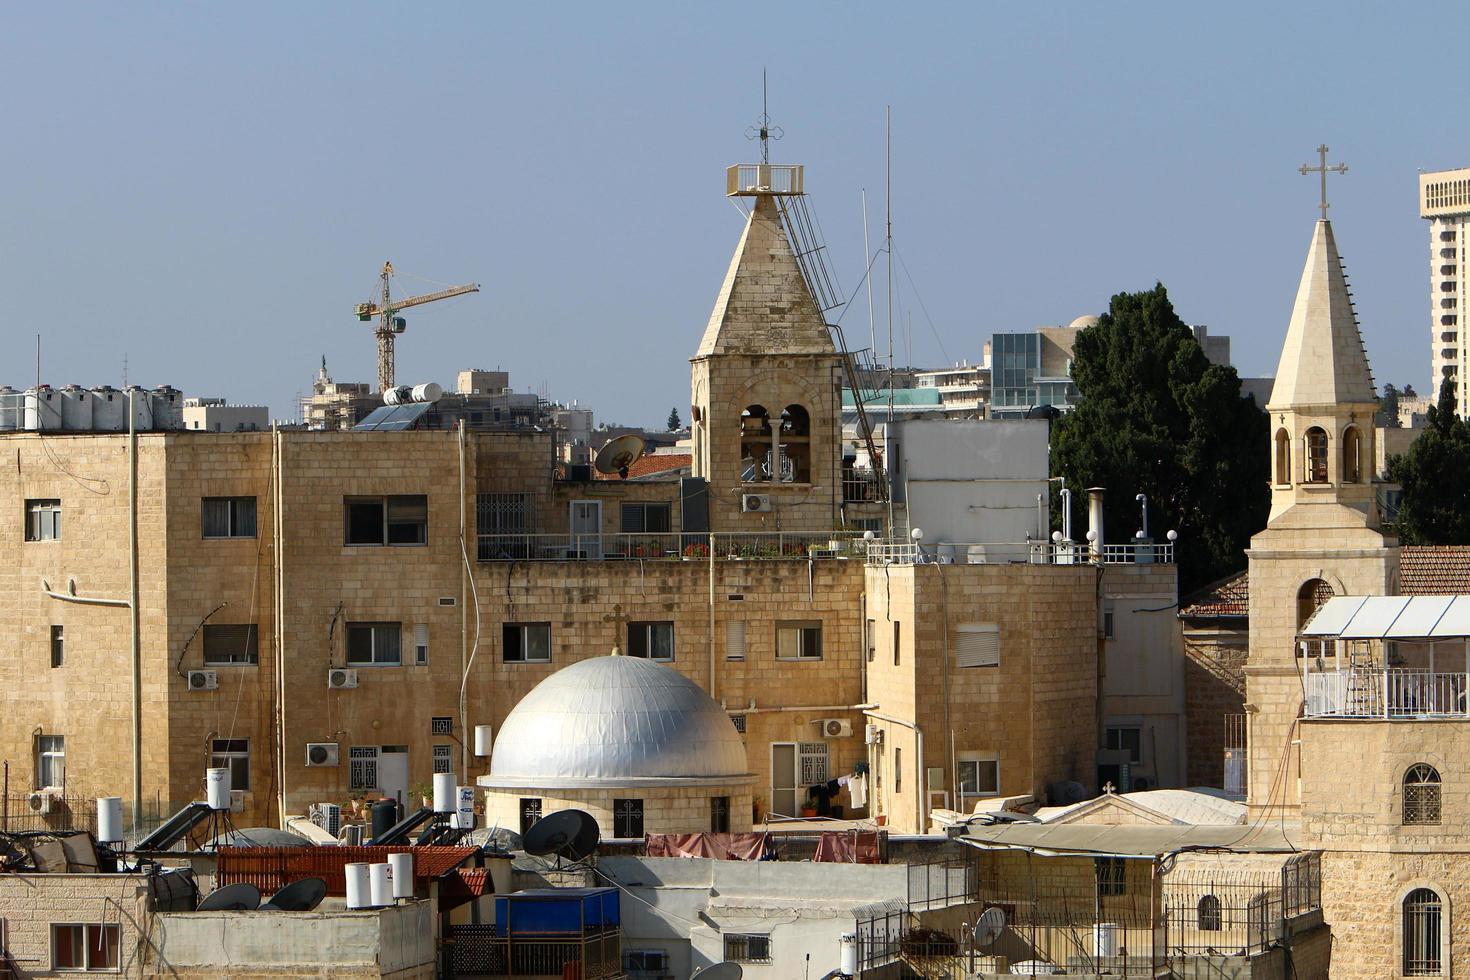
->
[864,539,1175,567]
[476,531,863,562]
[1304,668,1470,719]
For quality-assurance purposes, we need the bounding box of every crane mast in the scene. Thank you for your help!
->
[356,261,480,392]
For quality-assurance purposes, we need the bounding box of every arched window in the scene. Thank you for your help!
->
[1404,764,1442,826]
[1342,425,1362,484]
[1197,894,1222,932]
[1404,887,1444,976]
[1274,428,1291,485]
[1304,426,1329,483]
[740,405,772,483]
[779,404,811,483]
[1296,578,1334,629]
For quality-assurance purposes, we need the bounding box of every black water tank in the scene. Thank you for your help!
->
[370,798,399,840]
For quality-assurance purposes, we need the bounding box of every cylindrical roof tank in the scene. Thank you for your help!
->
[150,385,183,430]
[23,386,61,431]
[0,386,20,431]
[90,386,126,431]
[58,385,93,430]
[124,386,153,431]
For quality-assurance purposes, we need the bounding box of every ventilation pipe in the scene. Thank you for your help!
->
[1087,488,1106,561]
[1059,488,1073,542]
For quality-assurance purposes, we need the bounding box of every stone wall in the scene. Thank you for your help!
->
[482,784,755,838]
[0,872,149,975]
[1182,624,1246,788]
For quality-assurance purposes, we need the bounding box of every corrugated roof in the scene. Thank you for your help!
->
[215,845,478,896]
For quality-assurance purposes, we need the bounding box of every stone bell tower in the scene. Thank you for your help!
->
[1245,186,1399,818]
[689,162,843,533]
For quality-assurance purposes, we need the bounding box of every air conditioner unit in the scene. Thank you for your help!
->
[817,718,853,738]
[305,742,340,767]
[27,789,56,814]
[187,669,218,691]
[229,789,246,814]
[865,723,882,745]
[327,668,358,690]
[309,802,342,836]
[741,493,772,513]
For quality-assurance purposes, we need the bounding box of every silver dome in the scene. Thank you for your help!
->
[484,654,750,788]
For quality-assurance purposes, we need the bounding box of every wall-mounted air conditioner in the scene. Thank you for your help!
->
[865,723,882,745]
[229,789,246,814]
[27,789,59,814]
[305,742,340,767]
[817,718,853,738]
[327,668,358,690]
[741,494,772,513]
[187,669,218,691]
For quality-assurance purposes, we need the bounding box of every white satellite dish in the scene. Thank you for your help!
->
[594,434,646,478]
[974,906,1006,947]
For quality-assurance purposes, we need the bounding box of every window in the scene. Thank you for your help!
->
[955,623,1000,667]
[1342,425,1362,483]
[711,796,731,833]
[201,496,257,538]
[1297,579,1335,629]
[726,620,746,661]
[1304,427,1329,483]
[348,746,379,791]
[1405,887,1444,976]
[1095,857,1127,896]
[347,623,401,665]
[740,405,773,483]
[431,717,453,736]
[519,798,543,836]
[731,714,746,734]
[433,744,453,774]
[866,618,876,662]
[779,404,811,483]
[203,624,259,665]
[51,625,64,668]
[36,735,64,790]
[776,621,822,660]
[613,798,644,838]
[798,741,830,784]
[1106,727,1143,764]
[628,621,674,661]
[52,924,119,971]
[344,494,427,546]
[414,624,429,666]
[1274,428,1291,485]
[724,933,772,963]
[1198,894,1223,931]
[958,758,999,802]
[503,623,551,663]
[25,499,61,541]
[210,738,250,791]
[1404,764,1442,826]
[625,949,670,976]
[895,747,902,794]
[620,502,671,534]
[477,492,534,559]
[893,621,901,666]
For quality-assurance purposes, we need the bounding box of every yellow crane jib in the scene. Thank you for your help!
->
[356,261,481,392]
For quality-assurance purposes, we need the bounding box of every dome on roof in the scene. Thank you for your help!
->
[485,654,750,788]
[1068,314,1101,330]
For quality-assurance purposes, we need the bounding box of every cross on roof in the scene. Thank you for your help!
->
[1299,144,1348,221]
[744,69,783,165]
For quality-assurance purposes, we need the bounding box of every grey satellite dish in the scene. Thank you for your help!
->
[522,809,599,861]
[691,964,743,980]
[196,882,261,911]
[974,906,1006,947]
[268,877,327,912]
[594,434,646,478]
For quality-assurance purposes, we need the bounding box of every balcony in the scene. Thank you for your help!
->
[477,531,861,562]
[864,538,1174,566]
[1304,668,1470,719]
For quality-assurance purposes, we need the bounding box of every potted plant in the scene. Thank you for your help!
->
[800,792,818,818]
[410,782,434,809]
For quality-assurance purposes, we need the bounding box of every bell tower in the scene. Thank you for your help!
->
[689,160,843,532]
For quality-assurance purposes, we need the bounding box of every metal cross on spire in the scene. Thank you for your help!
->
[1299,144,1348,221]
[745,69,783,164]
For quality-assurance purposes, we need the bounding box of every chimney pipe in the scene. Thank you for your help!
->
[1087,488,1105,561]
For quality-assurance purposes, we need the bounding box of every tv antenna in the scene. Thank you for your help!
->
[745,70,783,165]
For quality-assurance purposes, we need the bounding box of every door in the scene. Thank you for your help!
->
[771,743,798,819]
[378,746,409,809]
[569,500,602,559]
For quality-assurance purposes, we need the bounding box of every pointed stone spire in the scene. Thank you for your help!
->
[1266,220,1376,411]
[695,195,835,358]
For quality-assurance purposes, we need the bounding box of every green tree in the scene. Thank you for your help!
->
[1051,284,1269,592]
[1387,379,1470,544]
[666,407,682,431]
[1378,383,1401,429]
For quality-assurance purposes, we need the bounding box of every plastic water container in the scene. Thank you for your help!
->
[91,386,125,431]
[59,385,92,430]
[432,772,456,813]
[369,862,393,906]
[389,852,414,900]
[23,386,60,431]
[474,724,493,757]
[205,768,231,810]
[97,797,123,844]
[345,863,371,909]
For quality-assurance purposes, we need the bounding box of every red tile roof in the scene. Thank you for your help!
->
[1179,572,1249,619]
[592,453,691,481]
[215,845,478,896]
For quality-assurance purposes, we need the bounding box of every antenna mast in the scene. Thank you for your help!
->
[885,106,895,535]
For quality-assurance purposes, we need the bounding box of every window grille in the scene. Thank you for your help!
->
[798,742,829,785]
[349,746,378,791]
[1095,857,1127,896]
[519,798,542,835]
[724,934,772,963]
[1198,894,1223,931]
[1404,764,1442,826]
[431,717,453,736]
[1404,887,1443,976]
[433,745,453,774]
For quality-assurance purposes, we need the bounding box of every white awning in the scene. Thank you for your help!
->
[1302,594,1470,640]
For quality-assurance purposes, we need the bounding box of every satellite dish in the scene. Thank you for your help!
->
[691,964,743,980]
[974,906,1006,947]
[522,809,599,861]
[594,434,646,478]
[268,877,327,912]
[196,882,262,911]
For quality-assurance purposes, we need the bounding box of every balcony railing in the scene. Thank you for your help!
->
[477,531,862,562]
[1303,668,1470,719]
[865,539,1174,567]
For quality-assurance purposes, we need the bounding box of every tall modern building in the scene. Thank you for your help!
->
[1419,168,1470,410]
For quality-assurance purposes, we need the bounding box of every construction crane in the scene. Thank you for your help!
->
[356,261,480,392]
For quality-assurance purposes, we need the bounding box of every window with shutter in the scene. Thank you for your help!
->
[414,624,429,665]
[726,620,746,661]
[955,624,1000,668]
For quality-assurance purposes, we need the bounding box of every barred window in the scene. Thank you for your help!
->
[1404,887,1443,976]
[1404,764,1442,826]
[349,746,378,791]
[1198,894,1222,931]
[724,934,771,963]
[433,744,453,774]
[1095,856,1127,897]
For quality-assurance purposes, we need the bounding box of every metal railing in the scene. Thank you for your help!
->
[864,539,1175,567]
[1304,668,1470,719]
[477,531,863,562]
[842,471,884,503]
[726,163,804,196]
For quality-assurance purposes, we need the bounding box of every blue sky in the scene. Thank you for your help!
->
[2,2,1466,425]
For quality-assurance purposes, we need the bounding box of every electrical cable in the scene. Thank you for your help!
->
[891,243,952,365]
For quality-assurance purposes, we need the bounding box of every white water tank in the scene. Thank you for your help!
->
[97,797,123,844]
[91,386,126,431]
[24,386,60,431]
[369,862,393,907]
[345,863,371,909]
[384,382,443,406]
[206,767,232,810]
[474,724,493,757]
[389,852,414,899]
[0,386,20,431]
[840,932,857,976]
[455,786,476,830]
[150,385,183,430]
[432,772,456,813]
[59,385,93,430]
[124,387,153,430]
